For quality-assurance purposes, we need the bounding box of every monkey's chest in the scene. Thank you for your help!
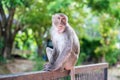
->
[52,33,66,52]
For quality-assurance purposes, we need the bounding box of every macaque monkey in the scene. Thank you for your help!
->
[44,13,80,80]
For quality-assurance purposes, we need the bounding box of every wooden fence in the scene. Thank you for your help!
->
[0,63,108,80]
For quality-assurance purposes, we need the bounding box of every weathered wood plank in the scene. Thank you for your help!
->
[0,63,108,80]
[0,70,70,80]
[75,63,108,74]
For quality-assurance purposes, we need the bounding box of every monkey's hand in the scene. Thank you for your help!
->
[43,63,51,71]
[43,63,55,71]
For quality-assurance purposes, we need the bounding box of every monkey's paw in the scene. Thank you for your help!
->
[43,63,54,71]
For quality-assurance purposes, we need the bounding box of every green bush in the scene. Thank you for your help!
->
[0,56,6,63]
[106,49,120,66]
[32,55,46,71]
[76,52,87,65]
[80,38,101,63]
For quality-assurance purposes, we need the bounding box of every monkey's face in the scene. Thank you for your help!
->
[52,14,67,33]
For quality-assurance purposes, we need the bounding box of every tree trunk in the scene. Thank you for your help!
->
[3,41,14,58]
[34,34,44,56]
[0,2,23,59]
[37,45,43,56]
[101,53,106,62]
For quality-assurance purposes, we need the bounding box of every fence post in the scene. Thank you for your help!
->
[104,68,108,80]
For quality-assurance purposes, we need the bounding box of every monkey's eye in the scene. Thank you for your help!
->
[62,17,65,20]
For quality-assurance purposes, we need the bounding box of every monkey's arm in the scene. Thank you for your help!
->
[49,48,58,64]
[49,35,73,71]
[46,47,53,62]
[43,47,59,71]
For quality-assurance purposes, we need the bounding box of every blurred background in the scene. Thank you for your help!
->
[0,0,120,80]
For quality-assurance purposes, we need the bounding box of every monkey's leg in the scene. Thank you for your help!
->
[70,68,75,80]
[43,47,53,71]
[46,47,53,62]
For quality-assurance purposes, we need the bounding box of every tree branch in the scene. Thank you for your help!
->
[7,8,15,28]
[6,8,15,39]
[12,21,24,40]
[0,16,2,29]
[0,1,6,27]
[0,21,1,36]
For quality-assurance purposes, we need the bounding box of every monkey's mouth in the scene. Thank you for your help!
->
[59,26,63,28]
[58,26,63,30]
[57,26,65,33]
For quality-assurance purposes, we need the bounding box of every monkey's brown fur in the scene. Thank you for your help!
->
[44,13,80,72]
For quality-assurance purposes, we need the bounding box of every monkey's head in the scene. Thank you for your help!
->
[52,13,68,33]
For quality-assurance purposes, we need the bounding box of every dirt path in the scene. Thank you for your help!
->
[0,59,35,75]
[108,67,120,80]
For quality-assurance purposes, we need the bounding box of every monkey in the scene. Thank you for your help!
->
[44,13,80,79]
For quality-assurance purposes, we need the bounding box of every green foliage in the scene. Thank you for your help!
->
[80,38,101,63]
[15,0,119,67]
[88,0,110,12]
[106,49,120,66]
[0,56,6,63]
[15,29,36,50]
[14,29,37,59]
[33,56,46,71]
[47,0,72,13]
[1,0,30,8]
[76,52,87,65]
[0,0,119,68]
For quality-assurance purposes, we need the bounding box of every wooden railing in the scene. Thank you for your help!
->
[0,63,108,80]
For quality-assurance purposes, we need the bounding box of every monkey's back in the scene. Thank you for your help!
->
[68,25,80,55]
[63,25,80,70]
